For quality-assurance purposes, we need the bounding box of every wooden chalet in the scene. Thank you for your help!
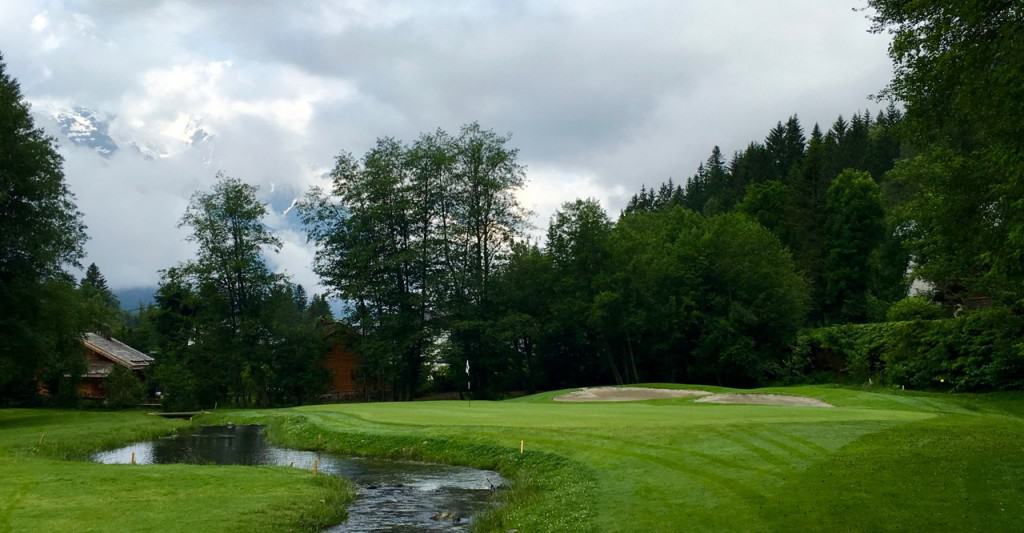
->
[78,333,153,399]
[323,333,360,399]
[321,324,387,401]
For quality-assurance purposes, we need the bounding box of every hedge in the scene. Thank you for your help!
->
[791,307,1024,391]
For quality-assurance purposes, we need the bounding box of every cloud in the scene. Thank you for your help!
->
[517,165,629,238]
[0,0,893,293]
[30,13,48,33]
[267,228,321,295]
[57,145,199,288]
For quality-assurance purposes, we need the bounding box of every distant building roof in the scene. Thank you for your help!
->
[81,333,154,372]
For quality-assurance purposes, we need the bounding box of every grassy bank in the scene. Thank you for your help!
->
[0,409,352,533]
[207,384,1024,532]
[203,408,596,532]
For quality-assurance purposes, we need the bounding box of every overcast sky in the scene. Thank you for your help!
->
[0,1,893,295]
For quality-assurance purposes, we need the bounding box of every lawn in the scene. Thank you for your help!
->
[213,385,1024,532]
[3,385,1024,532]
[0,409,350,533]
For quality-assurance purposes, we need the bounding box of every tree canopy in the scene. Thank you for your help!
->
[0,54,88,403]
[870,0,1024,306]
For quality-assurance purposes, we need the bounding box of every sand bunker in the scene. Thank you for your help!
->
[694,393,833,408]
[554,387,834,407]
[555,386,712,402]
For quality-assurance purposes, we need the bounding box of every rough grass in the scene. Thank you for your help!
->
[208,384,1024,532]
[0,409,353,533]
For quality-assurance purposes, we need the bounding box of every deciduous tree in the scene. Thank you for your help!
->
[0,54,87,402]
[822,170,885,323]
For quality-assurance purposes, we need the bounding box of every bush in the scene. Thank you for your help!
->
[794,307,1024,391]
[884,308,1024,390]
[886,296,948,321]
[105,365,144,408]
[153,361,200,411]
[791,322,891,383]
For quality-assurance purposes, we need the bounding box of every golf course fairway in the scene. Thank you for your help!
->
[4,384,1024,531]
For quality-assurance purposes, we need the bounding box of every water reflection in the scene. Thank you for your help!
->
[93,425,504,532]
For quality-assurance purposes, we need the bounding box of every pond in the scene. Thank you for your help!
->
[92,425,505,532]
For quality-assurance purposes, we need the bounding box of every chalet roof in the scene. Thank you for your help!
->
[82,333,154,371]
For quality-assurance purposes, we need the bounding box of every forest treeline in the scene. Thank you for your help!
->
[1,0,1021,406]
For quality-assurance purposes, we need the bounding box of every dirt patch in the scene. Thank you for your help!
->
[694,393,833,408]
[554,386,712,402]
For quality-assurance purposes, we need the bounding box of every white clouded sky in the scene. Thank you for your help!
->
[0,0,893,293]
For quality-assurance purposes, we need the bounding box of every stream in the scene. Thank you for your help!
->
[92,424,504,532]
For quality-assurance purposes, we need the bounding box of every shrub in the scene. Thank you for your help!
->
[153,361,200,411]
[794,307,1024,391]
[886,296,948,322]
[791,322,891,383]
[105,365,144,408]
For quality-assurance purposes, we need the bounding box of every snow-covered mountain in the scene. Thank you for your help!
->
[183,116,212,145]
[38,104,214,161]
[127,139,168,160]
[51,106,119,157]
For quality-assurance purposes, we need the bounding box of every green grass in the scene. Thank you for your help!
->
[4,385,1024,531]
[0,409,352,533]
[207,385,1024,532]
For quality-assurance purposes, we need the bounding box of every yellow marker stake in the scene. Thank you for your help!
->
[312,457,319,476]
[520,440,524,454]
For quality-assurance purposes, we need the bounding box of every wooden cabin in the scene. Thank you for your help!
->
[323,336,360,399]
[320,324,387,401]
[78,333,153,399]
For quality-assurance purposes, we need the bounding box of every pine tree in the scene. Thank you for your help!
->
[823,115,849,179]
[783,125,831,321]
[780,115,807,181]
[765,117,806,181]
[729,142,774,190]
[81,263,109,292]
[701,146,732,214]
[866,106,903,179]
[765,121,787,178]
[306,294,333,322]
[656,179,676,208]
[78,263,122,335]
[80,263,120,308]
[683,163,708,212]
[292,284,308,312]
